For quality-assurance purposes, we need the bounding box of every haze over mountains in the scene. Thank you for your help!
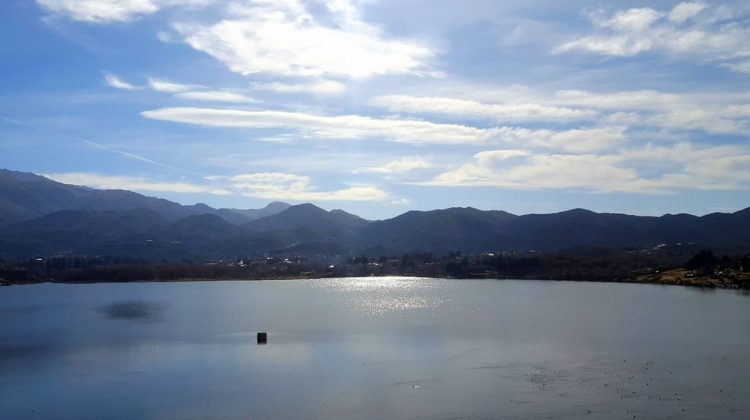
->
[1,168,748,261]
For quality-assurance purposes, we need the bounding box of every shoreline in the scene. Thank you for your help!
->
[3,270,748,290]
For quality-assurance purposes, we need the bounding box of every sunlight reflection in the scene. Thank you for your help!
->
[312,277,447,316]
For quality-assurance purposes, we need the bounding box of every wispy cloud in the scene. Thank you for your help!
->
[251,80,347,96]
[357,157,433,174]
[226,173,392,202]
[720,57,750,74]
[141,107,505,144]
[668,2,707,24]
[425,152,634,191]
[147,77,202,93]
[553,89,750,135]
[103,72,140,90]
[645,109,748,135]
[553,2,750,72]
[175,90,259,104]
[369,95,597,122]
[45,172,230,195]
[37,0,216,23]
[553,89,684,111]
[424,143,750,193]
[43,170,395,203]
[517,126,628,153]
[37,0,159,23]
[147,77,260,103]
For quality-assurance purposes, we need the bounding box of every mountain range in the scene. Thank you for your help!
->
[1,168,748,261]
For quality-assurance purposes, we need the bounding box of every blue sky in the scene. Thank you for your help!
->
[1,0,749,219]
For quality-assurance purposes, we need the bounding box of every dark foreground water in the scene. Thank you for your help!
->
[1,278,749,419]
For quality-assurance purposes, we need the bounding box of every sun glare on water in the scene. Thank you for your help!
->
[311,277,448,316]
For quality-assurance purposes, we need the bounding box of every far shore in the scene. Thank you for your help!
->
[3,247,748,290]
[3,268,748,290]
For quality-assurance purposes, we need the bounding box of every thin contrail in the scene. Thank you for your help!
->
[0,115,184,172]
[80,139,181,171]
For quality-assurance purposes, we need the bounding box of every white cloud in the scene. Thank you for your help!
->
[619,142,744,163]
[141,107,505,144]
[603,112,642,125]
[554,89,684,111]
[228,173,391,202]
[553,89,750,135]
[45,172,231,195]
[425,84,750,114]
[147,77,201,93]
[44,171,394,203]
[646,109,748,135]
[172,0,436,79]
[554,3,750,72]
[103,72,139,90]
[457,125,627,154]
[368,95,596,122]
[668,2,707,24]
[474,150,531,164]
[156,31,174,42]
[357,157,433,174]
[175,90,259,103]
[527,126,627,153]
[111,74,261,104]
[725,104,750,118]
[147,77,259,103]
[251,80,347,95]
[369,84,750,137]
[597,8,663,31]
[37,0,158,23]
[37,0,216,23]
[620,143,750,189]
[424,143,750,193]
[554,35,653,57]
[140,106,644,150]
[427,152,640,192]
[721,59,750,74]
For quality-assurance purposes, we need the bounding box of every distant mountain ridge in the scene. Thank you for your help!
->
[0,169,289,226]
[349,207,750,254]
[247,203,369,239]
[0,169,748,260]
[352,207,517,254]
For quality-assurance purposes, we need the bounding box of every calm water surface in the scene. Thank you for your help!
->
[1,278,749,419]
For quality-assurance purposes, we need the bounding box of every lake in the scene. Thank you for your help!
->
[1,278,749,419]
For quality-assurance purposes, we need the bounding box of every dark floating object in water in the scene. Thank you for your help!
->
[257,332,268,344]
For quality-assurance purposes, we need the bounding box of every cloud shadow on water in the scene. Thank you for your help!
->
[97,300,166,323]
